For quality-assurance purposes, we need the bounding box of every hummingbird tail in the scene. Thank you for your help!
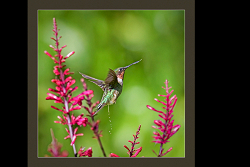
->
[93,102,106,115]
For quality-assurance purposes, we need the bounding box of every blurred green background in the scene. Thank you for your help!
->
[38,10,184,157]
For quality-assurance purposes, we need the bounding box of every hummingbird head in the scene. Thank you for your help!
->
[114,59,142,81]
[114,67,126,80]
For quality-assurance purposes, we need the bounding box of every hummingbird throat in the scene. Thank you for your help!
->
[117,77,123,85]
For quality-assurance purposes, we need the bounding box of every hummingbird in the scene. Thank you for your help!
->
[79,59,142,115]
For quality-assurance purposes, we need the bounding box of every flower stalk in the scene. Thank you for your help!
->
[147,79,181,157]
[45,18,92,157]
[125,124,142,157]
[81,78,106,157]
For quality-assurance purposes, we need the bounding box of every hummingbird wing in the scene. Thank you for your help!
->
[79,72,105,91]
[104,69,118,88]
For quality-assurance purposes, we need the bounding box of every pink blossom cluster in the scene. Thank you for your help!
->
[78,146,93,157]
[147,80,181,157]
[44,18,93,156]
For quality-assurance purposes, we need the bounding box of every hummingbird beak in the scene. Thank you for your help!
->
[124,59,142,69]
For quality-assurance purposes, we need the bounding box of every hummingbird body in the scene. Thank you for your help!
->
[79,59,142,115]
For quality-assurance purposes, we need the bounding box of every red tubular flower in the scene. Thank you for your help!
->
[64,51,75,59]
[147,79,181,157]
[54,115,67,125]
[131,147,142,157]
[70,113,88,126]
[78,147,93,157]
[64,127,83,146]
[109,153,120,157]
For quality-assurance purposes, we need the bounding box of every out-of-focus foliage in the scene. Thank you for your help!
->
[38,10,184,157]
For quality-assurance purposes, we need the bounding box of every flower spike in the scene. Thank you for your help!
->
[45,18,95,157]
[147,79,181,157]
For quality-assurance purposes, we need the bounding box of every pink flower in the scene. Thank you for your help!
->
[78,147,93,157]
[71,113,88,126]
[131,147,142,157]
[64,127,83,146]
[147,79,181,157]
[54,115,67,125]
[109,153,120,157]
